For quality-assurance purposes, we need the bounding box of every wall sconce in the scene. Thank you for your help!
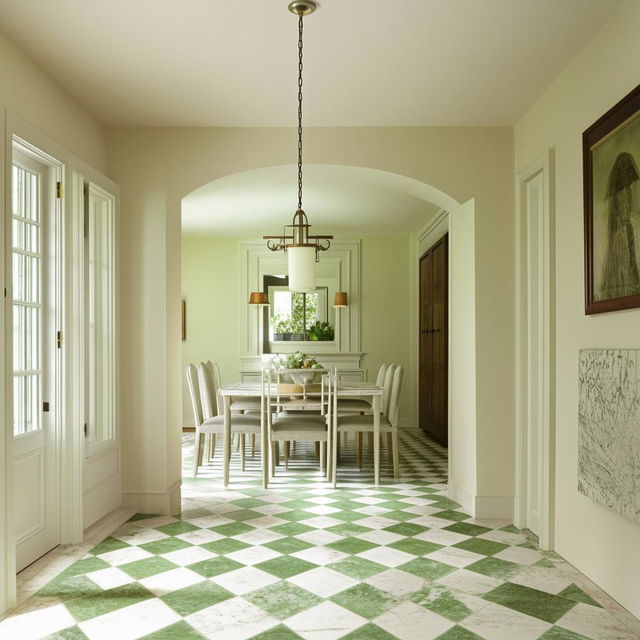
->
[333,292,348,307]
[249,292,270,354]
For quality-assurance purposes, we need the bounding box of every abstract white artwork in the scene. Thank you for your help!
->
[578,349,640,524]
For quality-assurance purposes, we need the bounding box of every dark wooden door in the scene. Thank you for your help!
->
[419,235,448,446]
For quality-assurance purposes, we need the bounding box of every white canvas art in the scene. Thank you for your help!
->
[578,349,640,524]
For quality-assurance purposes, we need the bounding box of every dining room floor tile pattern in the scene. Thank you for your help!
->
[2,429,639,640]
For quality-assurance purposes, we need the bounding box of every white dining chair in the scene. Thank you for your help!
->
[186,362,263,479]
[264,369,331,484]
[331,365,403,486]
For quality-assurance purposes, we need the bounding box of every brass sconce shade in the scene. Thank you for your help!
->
[334,292,348,307]
[248,291,270,306]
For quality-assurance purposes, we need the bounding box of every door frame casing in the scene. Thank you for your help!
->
[514,150,555,550]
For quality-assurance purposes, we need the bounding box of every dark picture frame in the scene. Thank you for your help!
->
[583,83,640,314]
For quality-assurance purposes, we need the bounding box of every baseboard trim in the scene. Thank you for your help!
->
[474,495,514,520]
[122,480,182,516]
[448,480,475,516]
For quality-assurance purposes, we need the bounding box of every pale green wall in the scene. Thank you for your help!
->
[181,234,414,427]
[181,235,242,425]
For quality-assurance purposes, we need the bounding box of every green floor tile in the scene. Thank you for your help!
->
[255,556,317,578]
[246,581,322,619]
[42,626,90,640]
[89,537,130,555]
[558,584,601,608]
[162,580,233,616]
[432,510,470,522]
[210,521,255,536]
[275,510,316,522]
[382,510,420,522]
[535,558,556,568]
[398,557,456,580]
[139,620,206,639]
[60,556,110,577]
[227,508,264,521]
[330,583,396,619]
[327,556,387,579]
[444,522,491,536]
[411,586,472,622]
[154,521,199,536]
[500,524,520,534]
[388,538,442,556]
[537,627,592,640]
[453,537,508,556]
[38,574,103,602]
[428,499,461,510]
[484,582,577,624]
[467,557,521,581]
[231,497,269,508]
[327,537,377,554]
[188,556,244,578]
[325,523,370,537]
[201,538,251,554]
[248,624,304,640]
[383,522,428,536]
[281,500,318,510]
[269,522,314,536]
[339,623,399,640]
[333,510,368,522]
[139,536,193,555]
[119,556,178,579]
[434,626,484,640]
[264,537,313,554]
[64,582,154,622]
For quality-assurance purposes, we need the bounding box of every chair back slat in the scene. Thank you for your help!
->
[387,365,404,426]
[382,364,395,415]
[198,362,217,420]
[186,364,203,427]
[375,364,387,387]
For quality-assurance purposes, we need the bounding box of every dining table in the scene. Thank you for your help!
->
[219,378,384,488]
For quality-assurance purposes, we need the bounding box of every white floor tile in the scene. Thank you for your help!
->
[357,529,404,545]
[79,598,180,640]
[364,568,426,597]
[295,530,344,546]
[86,567,135,590]
[186,596,278,640]
[212,566,280,595]
[426,546,485,569]
[356,546,415,568]
[160,545,216,566]
[286,601,367,640]
[374,601,453,640]
[556,602,640,640]
[139,567,203,596]
[288,567,359,597]
[176,528,224,545]
[97,546,153,566]
[226,544,282,565]
[436,568,503,595]
[460,601,551,640]
[291,545,349,566]
[0,602,75,640]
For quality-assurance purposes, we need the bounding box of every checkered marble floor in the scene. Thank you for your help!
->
[2,429,639,640]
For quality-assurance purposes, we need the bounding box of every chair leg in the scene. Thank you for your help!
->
[332,430,338,488]
[271,442,278,476]
[356,432,363,470]
[210,434,216,460]
[367,432,374,461]
[251,433,256,458]
[240,433,246,471]
[392,429,399,480]
[193,432,203,477]
[336,433,341,463]
[284,441,290,469]
[319,441,325,472]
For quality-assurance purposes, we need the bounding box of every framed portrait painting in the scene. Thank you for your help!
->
[583,83,640,314]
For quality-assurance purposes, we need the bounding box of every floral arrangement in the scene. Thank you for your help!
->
[272,351,324,385]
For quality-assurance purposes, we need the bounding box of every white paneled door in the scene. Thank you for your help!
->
[11,146,61,571]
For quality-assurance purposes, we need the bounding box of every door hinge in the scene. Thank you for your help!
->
[56,181,63,199]
[56,330,63,349]
[83,423,88,436]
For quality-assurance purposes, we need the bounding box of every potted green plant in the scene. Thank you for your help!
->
[272,351,324,384]
[289,316,306,341]
[272,314,290,341]
[307,320,334,341]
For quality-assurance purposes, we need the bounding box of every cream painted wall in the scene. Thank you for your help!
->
[181,234,414,428]
[106,125,515,516]
[0,30,107,615]
[515,0,640,618]
[0,32,106,172]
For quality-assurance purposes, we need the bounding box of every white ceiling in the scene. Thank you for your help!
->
[182,165,441,236]
[0,0,622,127]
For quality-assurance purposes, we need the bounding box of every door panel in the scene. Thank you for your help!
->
[419,235,449,446]
[11,149,59,571]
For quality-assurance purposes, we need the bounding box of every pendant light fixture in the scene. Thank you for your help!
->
[263,0,332,293]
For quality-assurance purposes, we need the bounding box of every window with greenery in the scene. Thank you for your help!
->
[263,276,334,344]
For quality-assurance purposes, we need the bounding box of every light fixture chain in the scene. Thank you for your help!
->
[297,11,304,211]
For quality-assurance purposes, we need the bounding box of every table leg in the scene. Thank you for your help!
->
[223,396,231,487]
[373,394,380,485]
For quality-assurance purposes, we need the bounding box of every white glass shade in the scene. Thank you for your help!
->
[288,246,316,292]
